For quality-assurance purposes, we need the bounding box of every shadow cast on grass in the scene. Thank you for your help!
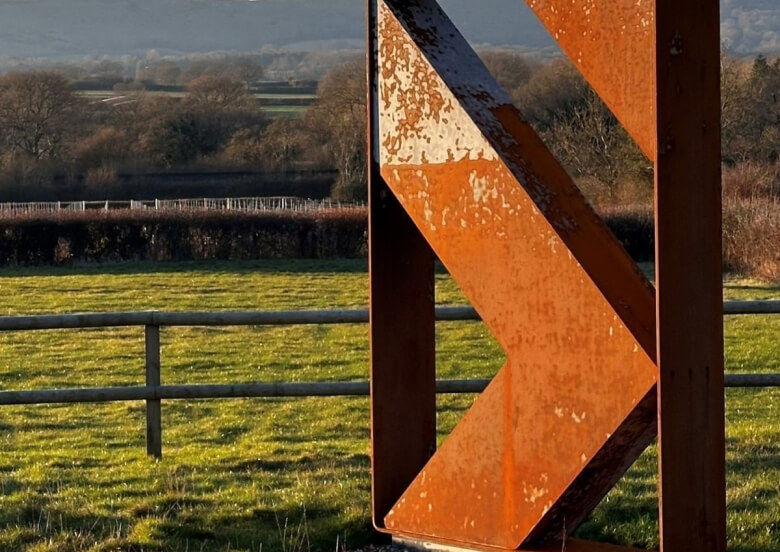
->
[226,451,370,474]
[0,259,370,279]
[214,507,378,552]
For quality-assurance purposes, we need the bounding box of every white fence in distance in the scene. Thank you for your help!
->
[0,197,365,215]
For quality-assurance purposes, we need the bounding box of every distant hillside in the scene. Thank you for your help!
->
[0,0,551,60]
[0,0,776,64]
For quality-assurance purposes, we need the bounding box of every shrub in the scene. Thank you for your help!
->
[721,162,780,282]
[600,206,655,263]
[83,166,119,194]
[0,207,654,267]
[1,200,776,284]
[723,197,780,282]
[722,161,779,201]
[0,209,367,266]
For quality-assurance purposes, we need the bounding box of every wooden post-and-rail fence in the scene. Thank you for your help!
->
[0,302,778,459]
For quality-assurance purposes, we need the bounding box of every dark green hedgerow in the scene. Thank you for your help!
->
[599,206,655,263]
[0,206,656,266]
[0,209,368,265]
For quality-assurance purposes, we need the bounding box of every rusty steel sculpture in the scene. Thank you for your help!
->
[368,0,725,551]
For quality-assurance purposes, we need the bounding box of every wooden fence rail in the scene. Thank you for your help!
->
[0,302,778,459]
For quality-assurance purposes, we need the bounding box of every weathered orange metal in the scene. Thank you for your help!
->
[367,0,438,525]
[368,0,725,550]
[655,1,726,551]
[370,1,657,548]
[368,146,437,525]
[523,0,656,158]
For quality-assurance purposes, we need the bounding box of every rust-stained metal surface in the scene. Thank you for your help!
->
[368,169,437,529]
[369,0,725,550]
[367,0,438,527]
[370,0,658,548]
[522,0,656,159]
[654,1,726,551]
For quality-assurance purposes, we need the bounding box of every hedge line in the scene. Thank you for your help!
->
[0,208,655,266]
[0,210,368,265]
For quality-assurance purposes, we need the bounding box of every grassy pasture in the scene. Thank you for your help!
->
[0,259,777,552]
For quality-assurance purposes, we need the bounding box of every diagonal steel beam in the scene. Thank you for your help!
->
[522,0,656,158]
[370,0,659,548]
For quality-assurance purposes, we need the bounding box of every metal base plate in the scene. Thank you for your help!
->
[392,536,647,552]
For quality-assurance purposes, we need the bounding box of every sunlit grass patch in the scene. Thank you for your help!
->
[0,259,776,551]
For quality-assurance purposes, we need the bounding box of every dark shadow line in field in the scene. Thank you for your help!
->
[214,510,378,550]
[0,259,370,279]
[227,451,370,474]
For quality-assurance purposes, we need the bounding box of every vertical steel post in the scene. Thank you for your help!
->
[145,324,162,460]
[655,1,726,551]
[367,0,437,528]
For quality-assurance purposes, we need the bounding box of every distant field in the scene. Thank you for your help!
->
[260,105,311,117]
[0,259,777,551]
[78,90,317,118]
[78,90,319,101]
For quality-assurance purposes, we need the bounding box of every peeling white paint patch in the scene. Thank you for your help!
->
[377,2,498,166]
[523,482,549,505]
[469,171,495,204]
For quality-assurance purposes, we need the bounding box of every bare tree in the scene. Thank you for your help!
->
[184,75,256,112]
[547,91,648,201]
[511,59,649,202]
[125,76,266,168]
[226,58,265,87]
[480,50,535,96]
[720,53,780,163]
[227,118,308,169]
[0,72,82,160]
[152,61,182,86]
[307,58,367,201]
[513,58,591,131]
[179,56,265,86]
[720,50,750,161]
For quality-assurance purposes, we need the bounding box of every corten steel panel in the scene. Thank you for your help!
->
[522,0,656,159]
[368,168,438,526]
[654,1,726,551]
[370,0,659,548]
[367,0,438,526]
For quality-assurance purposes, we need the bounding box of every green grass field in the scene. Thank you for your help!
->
[0,259,777,552]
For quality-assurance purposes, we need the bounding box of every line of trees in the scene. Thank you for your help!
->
[6,49,360,85]
[34,56,267,91]
[0,52,776,206]
[220,50,779,206]
[481,50,779,205]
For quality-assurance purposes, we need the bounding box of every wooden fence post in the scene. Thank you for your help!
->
[145,325,162,459]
